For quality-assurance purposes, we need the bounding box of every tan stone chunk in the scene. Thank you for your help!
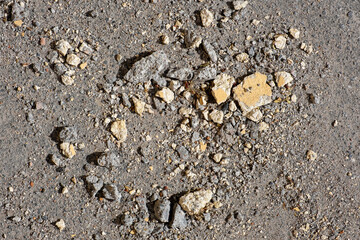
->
[211,73,235,104]
[179,189,213,215]
[200,9,214,27]
[110,120,127,142]
[155,87,175,103]
[132,97,146,116]
[59,142,76,159]
[209,109,224,124]
[273,35,287,49]
[275,71,293,87]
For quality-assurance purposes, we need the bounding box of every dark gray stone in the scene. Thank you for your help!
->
[102,184,121,201]
[170,203,187,229]
[154,199,171,222]
[120,214,134,226]
[176,145,189,159]
[59,126,78,142]
[85,175,103,198]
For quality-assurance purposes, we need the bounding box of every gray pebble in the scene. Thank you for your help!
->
[120,214,134,226]
[166,68,194,81]
[170,203,187,229]
[193,66,217,81]
[154,199,171,222]
[102,184,121,202]
[85,175,104,198]
[121,93,131,108]
[202,40,218,62]
[176,145,189,160]
[97,151,121,168]
[59,126,78,142]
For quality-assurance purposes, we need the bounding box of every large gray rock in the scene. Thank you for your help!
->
[124,51,170,84]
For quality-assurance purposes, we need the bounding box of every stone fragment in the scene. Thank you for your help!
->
[155,87,175,103]
[289,28,300,39]
[85,175,104,198]
[211,73,235,104]
[61,70,75,86]
[179,189,213,215]
[213,153,223,163]
[10,2,25,21]
[110,120,127,142]
[202,40,218,62]
[59,142,76,158]
[132,97,146,116]
[154,199,171,222]
[170,203,187,229]
[160,34,170,45]
[53,63,67,75]
[59,126,78,142]
[166,68,193,81]
[273,35,287,49]
[66,54,81,66]
[236,53,249,63]
[193,66,217,81]
[55,219,65,231]
[56,40,72,56]
[233,72,272,115]
[13,20,23,27]
[102,184,121,201]
[50,154,63,166]
[209,109,224,124]
[133,221,154,237]
[124,51,170,84]
[185,31,202,49]
[200,9,214,27]
[97,151,121,168]
[79,42,93,55]
[259,122,269,132]
[176,146,189,160]
[246,109,263,122]
[233,0,249,10]
[275,71,293,87]
[306,150,317,160]
[229,101,237,112]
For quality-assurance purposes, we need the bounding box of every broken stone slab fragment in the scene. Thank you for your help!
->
[170,203,187,229]
[193,66,217,81]
[79,42,93,55]
[102,184,121,202]
[274,71,293,87]
[246,108,263,122]
[132,97,146,116]
[85,175,104,198]
[166,68,194,81]
[124,51,170,84]
[273,34,287,49]
[179,189,213,215]
[97,151,121,168]
[61,70,75,86]
[211,73,235,104]
[176,145,189,160]
[155,87,175,104]
[209,109,224,124]
[154,199,171,222]
[110,120,127,142]
[56,40,72,56]
[233,0,249,10]
[66,54,81,67]
[202,40,218,62]
[233,72,272,116]
[200,9,214,27]
[185,31,202,49]
[59,142,76,159]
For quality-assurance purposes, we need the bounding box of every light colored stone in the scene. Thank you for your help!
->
[233,72,272,116]
[211,73,235,104]
[275,71,293,87]
[61,70,75,86]
[289,28,300,39]
[160,34,170,45]
[233,0,248,10]
[246,109,263,122]
[200,9,214,27]
[236,52,249,63]
[55,219,65,231]
[110,120,127,142]
[132,97,146,116]
[259,122,269,132]
[59,142,76,159]
[209,109,224,124]
[273,35,287,49]
[66,54,81,66]
[229,101,237,112]
[179,189,213,215]
[155,87,175,103]
[56,40,72,56]
[213,153,223,163]
[306,150,317,160]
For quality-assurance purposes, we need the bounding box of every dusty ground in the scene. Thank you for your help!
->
[0,0,359,239]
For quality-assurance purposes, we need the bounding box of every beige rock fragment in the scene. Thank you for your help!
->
[160,34,170,45]
[61,70,75,86]
[246,109,263,122]
[110,120,127,142]
[273,35,287,49]
[211,73,235,104]
[306,150,317,160]
[213,153,223,163]
[56,40,72,56]
[200,9,214,27]
[132,97,146,116]
[66,54,81,66]
[59,142,76,159]
[233,0,248,10]
[233,72,272,116]
[229,101,237,112]
[209,109,224,124]
[236,53,249,63]
[289,28,300,39]
[259,122,269,132]
[55,219,65,231]
[179,189,213,215]
[155,87,175,103]
[275,71,293,87]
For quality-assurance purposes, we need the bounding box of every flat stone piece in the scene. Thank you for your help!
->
[275,71,293,87]
[200,9,214,27]
[170,203,187,229]
[124,51,170,84]
[211,73,235,104]
[179,189,213,215]
[233,72,272,115]
[110,120,127,142]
